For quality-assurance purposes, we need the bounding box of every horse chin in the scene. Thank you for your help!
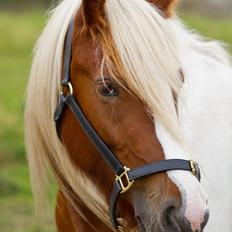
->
[135,214,164,232]
[135,216,146,232]
[136,215,155,232]
[135,214,182,232]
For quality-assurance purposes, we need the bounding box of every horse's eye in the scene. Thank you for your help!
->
[96,80,119,97]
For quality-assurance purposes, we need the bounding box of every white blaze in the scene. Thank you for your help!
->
[155,121,208,231]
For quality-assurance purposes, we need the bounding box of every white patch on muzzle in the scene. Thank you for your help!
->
[155,121,209,231]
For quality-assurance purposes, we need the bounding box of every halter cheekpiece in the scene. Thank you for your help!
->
[54,18,201,229]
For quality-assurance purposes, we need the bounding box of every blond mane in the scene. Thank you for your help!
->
[105,0,183,142]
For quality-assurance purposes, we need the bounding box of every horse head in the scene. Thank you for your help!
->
[25,0,212,231]
[58,0,209,231]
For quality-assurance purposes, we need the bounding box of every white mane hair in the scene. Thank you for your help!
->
[24,0,232,231]
[105,0,183,144]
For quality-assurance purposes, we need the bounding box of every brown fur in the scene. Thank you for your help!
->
[82,0,107,35]
[148,0,179,17]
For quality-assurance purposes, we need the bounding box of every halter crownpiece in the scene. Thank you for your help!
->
[54,18,201,229]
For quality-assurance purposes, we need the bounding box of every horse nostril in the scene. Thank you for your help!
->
[181,210,209,232]
[160,198,210,232]
[201,210,209,230]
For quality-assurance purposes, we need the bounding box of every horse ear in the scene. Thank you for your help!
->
[148,0,179,17]
[82,0,106,29]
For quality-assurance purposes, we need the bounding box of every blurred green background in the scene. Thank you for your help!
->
[0,0,231,232]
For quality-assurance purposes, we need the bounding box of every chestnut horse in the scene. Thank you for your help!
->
[24,0,232,231]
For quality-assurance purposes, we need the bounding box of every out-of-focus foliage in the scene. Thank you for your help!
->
[0,0,53,4]
[0,0,56,8]
[181,13,232,51]
[1,0,232,16]
[0,10,55,232]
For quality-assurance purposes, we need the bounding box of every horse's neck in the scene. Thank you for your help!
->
[176,21,232,232]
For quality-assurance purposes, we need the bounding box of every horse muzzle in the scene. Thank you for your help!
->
[133,192,209,232]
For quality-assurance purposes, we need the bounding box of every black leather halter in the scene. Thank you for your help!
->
[54,19,201,229]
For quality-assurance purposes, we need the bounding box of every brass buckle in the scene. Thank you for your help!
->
[61,82,73,96]
[190,160,197,177]
[116,167,134,194]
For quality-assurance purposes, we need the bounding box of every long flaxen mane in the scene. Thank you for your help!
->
[24,0,231,231]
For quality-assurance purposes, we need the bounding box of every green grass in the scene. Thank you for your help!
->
[0,10,231,232]
[0,10,55,232]
[0,11,45,160]
[181,13,232,51]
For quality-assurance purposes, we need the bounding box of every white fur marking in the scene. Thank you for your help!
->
[155,121,208,231]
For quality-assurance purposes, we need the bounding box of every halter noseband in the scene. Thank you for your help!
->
[54,19,201,229]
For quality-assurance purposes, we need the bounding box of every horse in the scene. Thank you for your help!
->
[24,0,232,231]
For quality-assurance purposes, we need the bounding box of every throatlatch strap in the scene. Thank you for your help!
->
[109,159,201,228]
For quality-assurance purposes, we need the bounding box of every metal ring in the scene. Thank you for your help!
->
[61,82,73,95]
